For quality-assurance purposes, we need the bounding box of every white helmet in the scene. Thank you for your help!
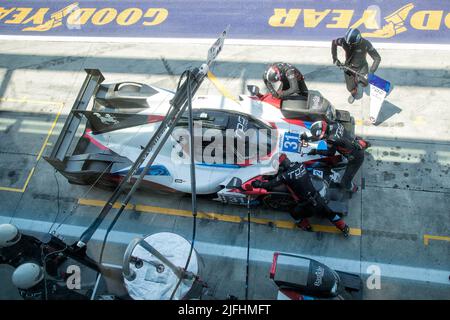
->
[12,263,44,289]
[0,224,21,248]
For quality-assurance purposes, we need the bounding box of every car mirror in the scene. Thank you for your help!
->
[247,85,260,96]
[317,140,328,151]
[226,177,243,189]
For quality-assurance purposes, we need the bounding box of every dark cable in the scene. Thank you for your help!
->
[53,162,114,234]
[41,243,68,300]
[48,169,61,234]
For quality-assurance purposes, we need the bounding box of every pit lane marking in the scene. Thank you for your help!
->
[0,99,64,193]
[424,234,450,246]
[78,198,362,236]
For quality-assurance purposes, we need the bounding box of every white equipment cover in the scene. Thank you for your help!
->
[124,232,199,300]
[368,74,391,124]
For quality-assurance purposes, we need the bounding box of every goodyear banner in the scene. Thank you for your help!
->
[0,1,449,44]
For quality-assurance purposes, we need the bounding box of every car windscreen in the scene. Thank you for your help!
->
[175,109,275,165]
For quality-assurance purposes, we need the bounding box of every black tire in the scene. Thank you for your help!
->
[262,194,296,211]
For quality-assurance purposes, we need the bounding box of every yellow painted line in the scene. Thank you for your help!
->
[0,98,64,193]
[243,216,361,236]
[413,116,426,125]
[0,167,36,193]
[80,199,243,224]
[0,186,24,192]
[36,102,65,161]
[207,71,239,103]
[424,234,450,246]
[78,198,362,236]
[19,167,35,193]
[79,198,136,211]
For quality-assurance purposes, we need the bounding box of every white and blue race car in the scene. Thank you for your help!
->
[45,66,357,212]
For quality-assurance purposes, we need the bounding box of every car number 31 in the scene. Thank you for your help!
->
[281,132,300,153]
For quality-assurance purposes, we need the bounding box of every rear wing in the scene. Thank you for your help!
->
[44,69,104,169]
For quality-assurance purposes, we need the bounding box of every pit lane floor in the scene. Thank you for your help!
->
[0,40,449,299]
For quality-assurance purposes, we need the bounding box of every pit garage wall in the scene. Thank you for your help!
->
[0,1,448,44]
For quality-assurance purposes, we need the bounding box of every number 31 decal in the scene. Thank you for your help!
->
[281,132,300,153]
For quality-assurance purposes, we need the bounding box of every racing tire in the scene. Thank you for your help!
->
[262,194,296,211]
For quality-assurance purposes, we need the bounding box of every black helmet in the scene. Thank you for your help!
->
[309,121,328,140]
[264,65,282,92]
[344,28,362,45]
[278,153,291,170]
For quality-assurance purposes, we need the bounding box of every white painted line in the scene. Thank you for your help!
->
[2,216,449,285]
[0,35,450,51]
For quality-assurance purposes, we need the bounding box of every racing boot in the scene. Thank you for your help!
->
[295,218,313,232]
[331,216,350,237]
[339,182,358,194]
[348,94,355,104]
[356,137,371,150]
[348,88,357,104]
[347,182,359,193]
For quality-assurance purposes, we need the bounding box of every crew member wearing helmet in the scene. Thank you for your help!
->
[12,262,88,300]
[0,223,68,279]
[0,224,42,267]
[332,28,381,104]
[251,154,350,236]
[263,62,308,99]
[306,121,369,193]
[12,262,45,300]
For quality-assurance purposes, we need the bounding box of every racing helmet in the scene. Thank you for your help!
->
[344,28,362,45]
[309,121,328,140]
[0,223,21,248]
[12,263,44,289]
[278,153,291,170]
[264,65,283,92]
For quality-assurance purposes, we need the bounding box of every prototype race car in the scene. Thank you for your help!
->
[45,65,360,212]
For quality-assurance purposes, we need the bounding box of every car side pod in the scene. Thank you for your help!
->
[44,69,105,172]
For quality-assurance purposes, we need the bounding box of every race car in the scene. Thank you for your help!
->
[45,67,359,212]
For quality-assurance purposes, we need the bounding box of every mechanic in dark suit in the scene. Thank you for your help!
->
[332,28,381,104]
[306,121,370,193]
[251,154,350,237]
[263,62,309,99]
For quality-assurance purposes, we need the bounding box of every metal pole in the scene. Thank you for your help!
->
[90,273,102,300]
[188,72,198,221]
[245,195,251,300]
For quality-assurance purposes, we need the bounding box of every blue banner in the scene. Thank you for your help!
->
[0,1,448,44]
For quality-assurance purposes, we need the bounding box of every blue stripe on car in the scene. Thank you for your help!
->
[115,165,170,176]
[197,163,242,169]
